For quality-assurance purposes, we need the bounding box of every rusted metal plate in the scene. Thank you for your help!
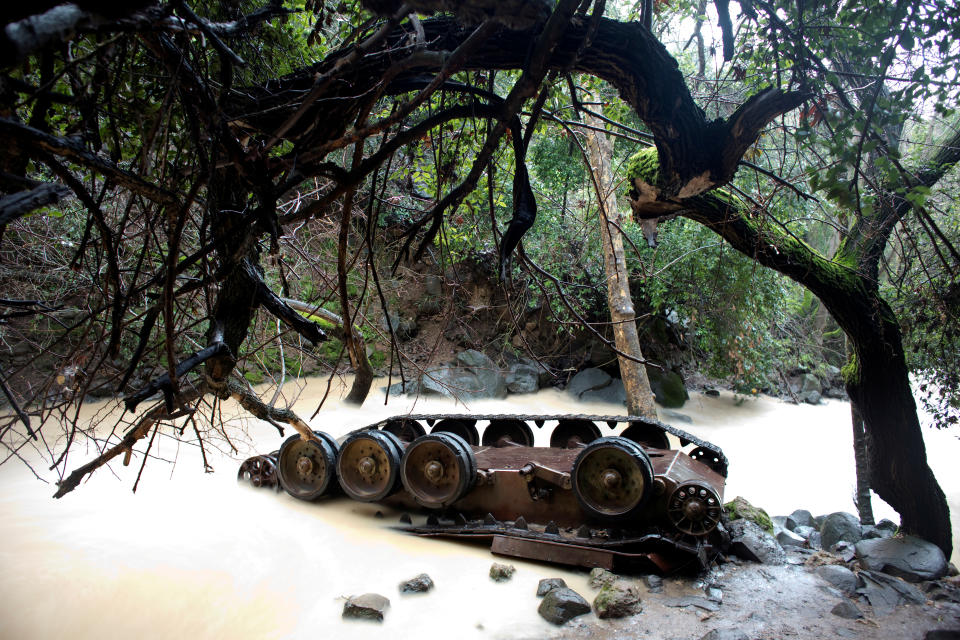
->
[491,535,615,569]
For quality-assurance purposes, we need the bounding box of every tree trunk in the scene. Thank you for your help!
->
[584,114,657,419]
[850,397,875,525]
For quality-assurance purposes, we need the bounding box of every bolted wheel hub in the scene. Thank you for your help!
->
[296,455,314,477]
[667,483,721,535]
[600,469,622,490]
[357,456,376,478]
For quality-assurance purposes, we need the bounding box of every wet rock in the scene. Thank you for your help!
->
[833,540,857,562]
[398,573,434,594]
[830,599,863,619]
[862,523,896,540]
[807,531,823,550]
[593,582,642,619]
[777,528,806,548]
[581,377,627,405]
[646,366,689,408]
[803,390,822,405]
[537,587,591,625]
[342,593,390,621]
[567,368,612,399]
[790,509,815,529]
[537,578,567,597]
[703,388,721,397]
[664,596,720,612]
[926,631,960,639]
[706,586,723,602]
[505,362,539,394]
[727,519,786,565]
[857,570,925,615]
[489,563,516,582]
[856,535,948,582]
[723,496,774,533]
[876,518,899,535]
[661,409,693,424]
[820,512,862,550]
[588,568,619,589]
[455,350,507,399]
[800,373,822,395]
[644,574,664,593]
[424,274,443,297]
[772,515,788,529]
[816,565,858,595]
[699,630,749,640]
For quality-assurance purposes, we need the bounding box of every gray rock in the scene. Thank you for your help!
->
[593,582,642,619]
[505,362,539,394]
[803,390,822,405]
[581,377,627,405]
[588,567,618,589]
[794,525,816,540]
[800,373,822,394]
[567,368,612,399]
[706,586,723,602]
[833,540,857,562]
[855,535,948,582]
[644,575,663,593]
[537,578,567,597]
[538,587,591,625]
[727,519,787,565]
[661,409,693,424]
[807,531,823,550]
[857,570,925,615]
[489,562,516,582]
[699,631,749,640]
[816,565,858,595]
[790,509,815,529]
[777,528,806,548]
[399,573,434,593]
[772,515,788,529]
[820,512,863,550]
[424,274,443,297]
[646,366,689,408]
[456,350,507,399]
[664,596,720,612]
[876,518,899,535]
[830,599,863,619]
[343,593,390,621]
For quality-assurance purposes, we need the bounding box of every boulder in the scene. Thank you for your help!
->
[489,562,516,582]
[342,593,390,621]
[816,565,858,595]
[794,525,816,540]
[820,512,862,550]
[593,582,642,619]
[646,366,689,408]
[803,390,822,405]
[567,368,612,399]
[727,519,786,564]
[398,573,434,594]
[855,535,948,582]
[790,509,815,529]
[505,362,539,394]
[588,567,619,589]
[537,587,591,625]
[800,373,822,394]
[581,377,627,405]
[776,528,806,548]
[456,350,507,399]
[537,578,567,597]
[807,531,823,550]
[723,496,774,533]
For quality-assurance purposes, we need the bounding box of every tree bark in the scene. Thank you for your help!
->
[850,396,875,526]
[584,114,657,419]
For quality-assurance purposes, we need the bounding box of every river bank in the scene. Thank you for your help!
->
[0,379,957,638]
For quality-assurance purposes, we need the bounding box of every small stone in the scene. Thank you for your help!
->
[489,563,516,582]
[593,582,642,619]
[830,599,863,619]
[589,568,618,589]
[399,573,434,594]
[537,578,567,597]
[343,593,390,621]
[538,587,591,625]
[777,528,806,548]
[706,586,723,602]
[644,574,664,593]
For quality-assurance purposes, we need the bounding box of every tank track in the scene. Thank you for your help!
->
[355,413,728,477]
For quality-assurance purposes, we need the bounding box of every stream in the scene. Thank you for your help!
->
[0,378,957,639]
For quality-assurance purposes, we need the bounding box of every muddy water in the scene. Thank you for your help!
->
[0,378,957,639]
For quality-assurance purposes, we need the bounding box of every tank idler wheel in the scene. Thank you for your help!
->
[667,483,722,535]
[277,431,339,501]
[550,419,601,449]
[620,422,670,450]
[482,419,534,447]
[382,418,426,442]
[431,419,479,446]
[400,432,477,509]
[336,430,404,502]
[571,436,654,521]
[238,454,278,488]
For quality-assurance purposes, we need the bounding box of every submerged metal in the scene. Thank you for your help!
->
[239,414,728,574]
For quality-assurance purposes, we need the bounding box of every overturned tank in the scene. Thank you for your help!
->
[238,414,728,574]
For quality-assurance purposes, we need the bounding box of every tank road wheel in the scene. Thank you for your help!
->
[571,437,654,521]
[277,431,339,500]
[667,483,722,536]
[431,419,479,446]
[382,419,426,442]
[238,454,278,488]
[400,433,477,509]
[336,430,404,502]
[481,419,534,447]
[620,422,670,450]
[550,419,601,449]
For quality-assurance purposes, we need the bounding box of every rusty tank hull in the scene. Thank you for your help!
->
[240,414,728,574]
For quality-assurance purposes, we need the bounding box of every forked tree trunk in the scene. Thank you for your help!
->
[584,115,657,419]
[851,398,875,525]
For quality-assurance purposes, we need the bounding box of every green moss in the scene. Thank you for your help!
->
[723,496,774,533]
[841,351,860,386]
[625,147,660,184]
